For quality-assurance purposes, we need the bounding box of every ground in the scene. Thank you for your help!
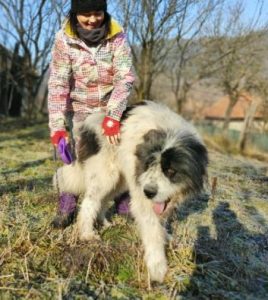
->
[0,118,268,299]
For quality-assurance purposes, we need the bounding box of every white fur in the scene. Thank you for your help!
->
[55,101,205,282]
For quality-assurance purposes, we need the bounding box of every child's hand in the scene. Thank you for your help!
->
[51,130,68,146]
[51,131,73,164]
[102,116,121,145]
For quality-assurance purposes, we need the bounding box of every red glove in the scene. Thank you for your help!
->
[102,116,120,136]
[51,130,68,145]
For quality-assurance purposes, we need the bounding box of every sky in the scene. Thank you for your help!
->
[233,0,268,27]
[1,0,267,52]
[107,1,268,33]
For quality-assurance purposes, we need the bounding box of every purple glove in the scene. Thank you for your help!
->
[57,137,73,164]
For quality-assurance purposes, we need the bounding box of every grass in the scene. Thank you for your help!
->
[0,117,268,299]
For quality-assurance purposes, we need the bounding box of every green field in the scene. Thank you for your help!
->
[0,118,268,299]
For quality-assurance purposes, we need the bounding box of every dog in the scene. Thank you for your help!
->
[55,100,208,282]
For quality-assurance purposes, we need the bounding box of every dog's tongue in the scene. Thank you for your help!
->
[153,202,165,215]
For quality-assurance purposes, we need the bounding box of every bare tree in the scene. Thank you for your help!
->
[0,0,66,117]
[259,86,268,132]
[200,0,267,133]
[238,74,268,152]
[238,95,262,152]
[166,0,225,113]
[113,0,225,109]
[114,0,184,100]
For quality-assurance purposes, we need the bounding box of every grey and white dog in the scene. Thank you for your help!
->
[55,100,208,282]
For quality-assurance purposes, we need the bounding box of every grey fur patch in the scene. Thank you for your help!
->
[135,129,167,179]
[77,128,100,163]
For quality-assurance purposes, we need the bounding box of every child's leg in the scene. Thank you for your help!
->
[51,192,78,228]
[51,117,84,229]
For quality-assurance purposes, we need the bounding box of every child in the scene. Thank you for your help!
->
[48,0,135,228]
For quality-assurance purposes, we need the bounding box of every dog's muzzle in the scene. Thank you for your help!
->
[143,184,170,215]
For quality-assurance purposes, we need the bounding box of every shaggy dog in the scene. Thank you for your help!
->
[55,100,208,282]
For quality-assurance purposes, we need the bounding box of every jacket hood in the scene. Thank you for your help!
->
[64,18,123,40]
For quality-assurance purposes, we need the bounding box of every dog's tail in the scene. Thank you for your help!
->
[53,162,84,195]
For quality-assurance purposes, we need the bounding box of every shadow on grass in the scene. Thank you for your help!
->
[176,193,210,222]
[0,128,49,143]
[165,192,209,236]
[0,117,49,143]
[0,118,47,132]
[0,175,52,195]
[17,129,49,141]
[180,202,268,299]
[1,158,51,176]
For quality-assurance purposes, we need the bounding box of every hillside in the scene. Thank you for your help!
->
[0,118,268,299]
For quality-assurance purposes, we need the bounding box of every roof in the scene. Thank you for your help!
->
[203,93,263,120]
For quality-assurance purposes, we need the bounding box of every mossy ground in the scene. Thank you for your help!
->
[0,118,268,299]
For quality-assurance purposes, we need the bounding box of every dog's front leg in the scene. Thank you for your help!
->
[131,196,168,283]
[77,160,120,241]
[77,192,103,241]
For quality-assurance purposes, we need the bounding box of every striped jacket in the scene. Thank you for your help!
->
[48,19,135,134]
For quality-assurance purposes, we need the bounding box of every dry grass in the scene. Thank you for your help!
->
[0,118,268,299]
[203,133,268,163]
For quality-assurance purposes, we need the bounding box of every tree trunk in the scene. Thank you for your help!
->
[40,87,48,115]
[8,43,23,117]
[222,95,238,134]
[238,97,261,153]
[0,71,9,115]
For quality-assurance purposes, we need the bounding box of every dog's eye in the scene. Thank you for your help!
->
[166,168,176,177]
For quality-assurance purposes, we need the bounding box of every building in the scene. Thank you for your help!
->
[202,93,265,132]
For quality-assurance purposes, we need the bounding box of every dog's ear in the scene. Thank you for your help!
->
[180,136,208,192]
[162,135,208,192]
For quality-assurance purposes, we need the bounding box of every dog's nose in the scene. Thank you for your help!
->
[144,185,158,199]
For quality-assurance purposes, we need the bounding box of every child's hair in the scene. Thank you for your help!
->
[68,11,111,38]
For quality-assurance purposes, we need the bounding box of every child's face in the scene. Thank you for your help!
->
[77,11,105,30]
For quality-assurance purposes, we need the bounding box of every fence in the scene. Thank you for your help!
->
[196,123,268,152]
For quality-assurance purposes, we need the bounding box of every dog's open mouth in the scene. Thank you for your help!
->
[153,200,170,215]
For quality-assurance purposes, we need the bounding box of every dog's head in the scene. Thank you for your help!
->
[135,129,208,214]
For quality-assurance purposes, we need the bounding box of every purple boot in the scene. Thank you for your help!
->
[51,192,78,228]
[115,192,130,215]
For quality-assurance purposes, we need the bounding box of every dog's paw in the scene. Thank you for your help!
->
[102,218,112,228]
[79,230,100,241]
[147,255,168,283]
